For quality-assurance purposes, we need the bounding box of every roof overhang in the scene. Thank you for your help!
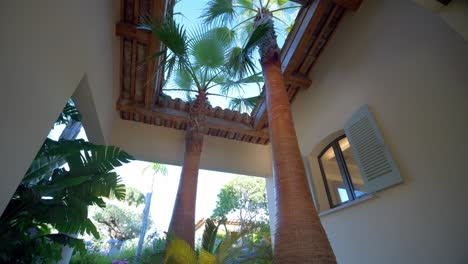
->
[115,0,363,145]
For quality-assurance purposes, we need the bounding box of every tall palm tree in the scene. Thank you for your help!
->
[135,163,168,263]
[144,15,263,248]
[202,0,336,262]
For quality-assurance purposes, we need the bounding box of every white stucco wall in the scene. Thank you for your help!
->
[110,118,272,178]
[291,0,468,263]
[0,1,118,213]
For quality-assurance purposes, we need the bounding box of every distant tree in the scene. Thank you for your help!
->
[212,177,269,231]
[125,187,145,207]
[91,201,150,248]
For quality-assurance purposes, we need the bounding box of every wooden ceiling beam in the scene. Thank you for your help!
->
[331,0,363,11]
[281,0,334,76]
[289,0,313,5]
[144,0,169,109]
[285,73,312,88]
[115,23,151,44]
[298,4,344,74]
[117,103,270,139]
[252,0,332,131]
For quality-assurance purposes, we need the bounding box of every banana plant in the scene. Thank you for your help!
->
[0,105,133,263]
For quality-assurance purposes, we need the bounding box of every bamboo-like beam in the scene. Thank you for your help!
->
[332,0,363,11]
[289,0,312,5]
[281,0,334,76]
[117,103,270,140]
[115,23,151,44]
[144,0,168,109]
[253,0,333,131]
[285,74,312,88]
[298,5,344,74]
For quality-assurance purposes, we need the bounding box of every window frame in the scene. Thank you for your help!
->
[317,135,365,208]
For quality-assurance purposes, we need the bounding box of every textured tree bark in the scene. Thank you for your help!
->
[168,93,206,248]
[257,15,336,263]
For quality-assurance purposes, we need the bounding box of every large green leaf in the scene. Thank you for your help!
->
[202,218,220,254]
[55,99,81,125]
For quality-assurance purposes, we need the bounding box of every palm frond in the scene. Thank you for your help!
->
[229,95,260,113]
[143,163,169,176]
[201,0,236,25]
[165,238,197,264]
[244,22,273,52]
[199,249,217,264]
[202,218,220,254]
[216,226,255,263]
[189,27,228,70]
[146,15,187,58]
[174,67,194,90]
[218,72,263,95]
[226,46,258,78]
[55,99,81,125]
[269,0,288,7]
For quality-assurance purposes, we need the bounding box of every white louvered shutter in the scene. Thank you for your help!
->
[344,105,402,193]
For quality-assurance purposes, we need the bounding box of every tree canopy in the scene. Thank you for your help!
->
[125,187,145,207]
[211,177,268,225]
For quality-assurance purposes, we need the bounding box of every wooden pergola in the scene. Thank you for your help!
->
[115,0,362,145]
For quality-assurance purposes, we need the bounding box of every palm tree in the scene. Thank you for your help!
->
[135,163,168,263]
[144,15,263,248]
[202,0,336,262]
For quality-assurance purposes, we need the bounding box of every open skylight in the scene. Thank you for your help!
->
[161,0,301,114]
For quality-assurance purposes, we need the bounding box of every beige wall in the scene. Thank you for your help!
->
[414,0,468,41]
[111,118,272,178]
[291,0,468,263]
[0,1,118,213]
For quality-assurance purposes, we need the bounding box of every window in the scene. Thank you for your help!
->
[313,105,403,211]
[318,135,367,208]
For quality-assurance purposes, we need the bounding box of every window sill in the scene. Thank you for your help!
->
[319,194,374,217]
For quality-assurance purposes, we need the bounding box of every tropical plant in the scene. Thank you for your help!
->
[201,0,336,261]
[142,12,263,247]
[0,103,133,263]
[165,219,256,264]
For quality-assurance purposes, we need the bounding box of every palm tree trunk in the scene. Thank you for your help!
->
[169,93,207,248]
[257,15,336,263]
[135,174,156,263]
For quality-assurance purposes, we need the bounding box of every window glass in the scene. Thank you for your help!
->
[320,147,350,206]
[338,137,367,197]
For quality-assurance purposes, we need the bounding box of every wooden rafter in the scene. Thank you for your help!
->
[252,0,340,131]
[144,0,169,109]
[332,0,363,11]
[117,102,270,140]
[115,0,360,144]
[115,23,151,44]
